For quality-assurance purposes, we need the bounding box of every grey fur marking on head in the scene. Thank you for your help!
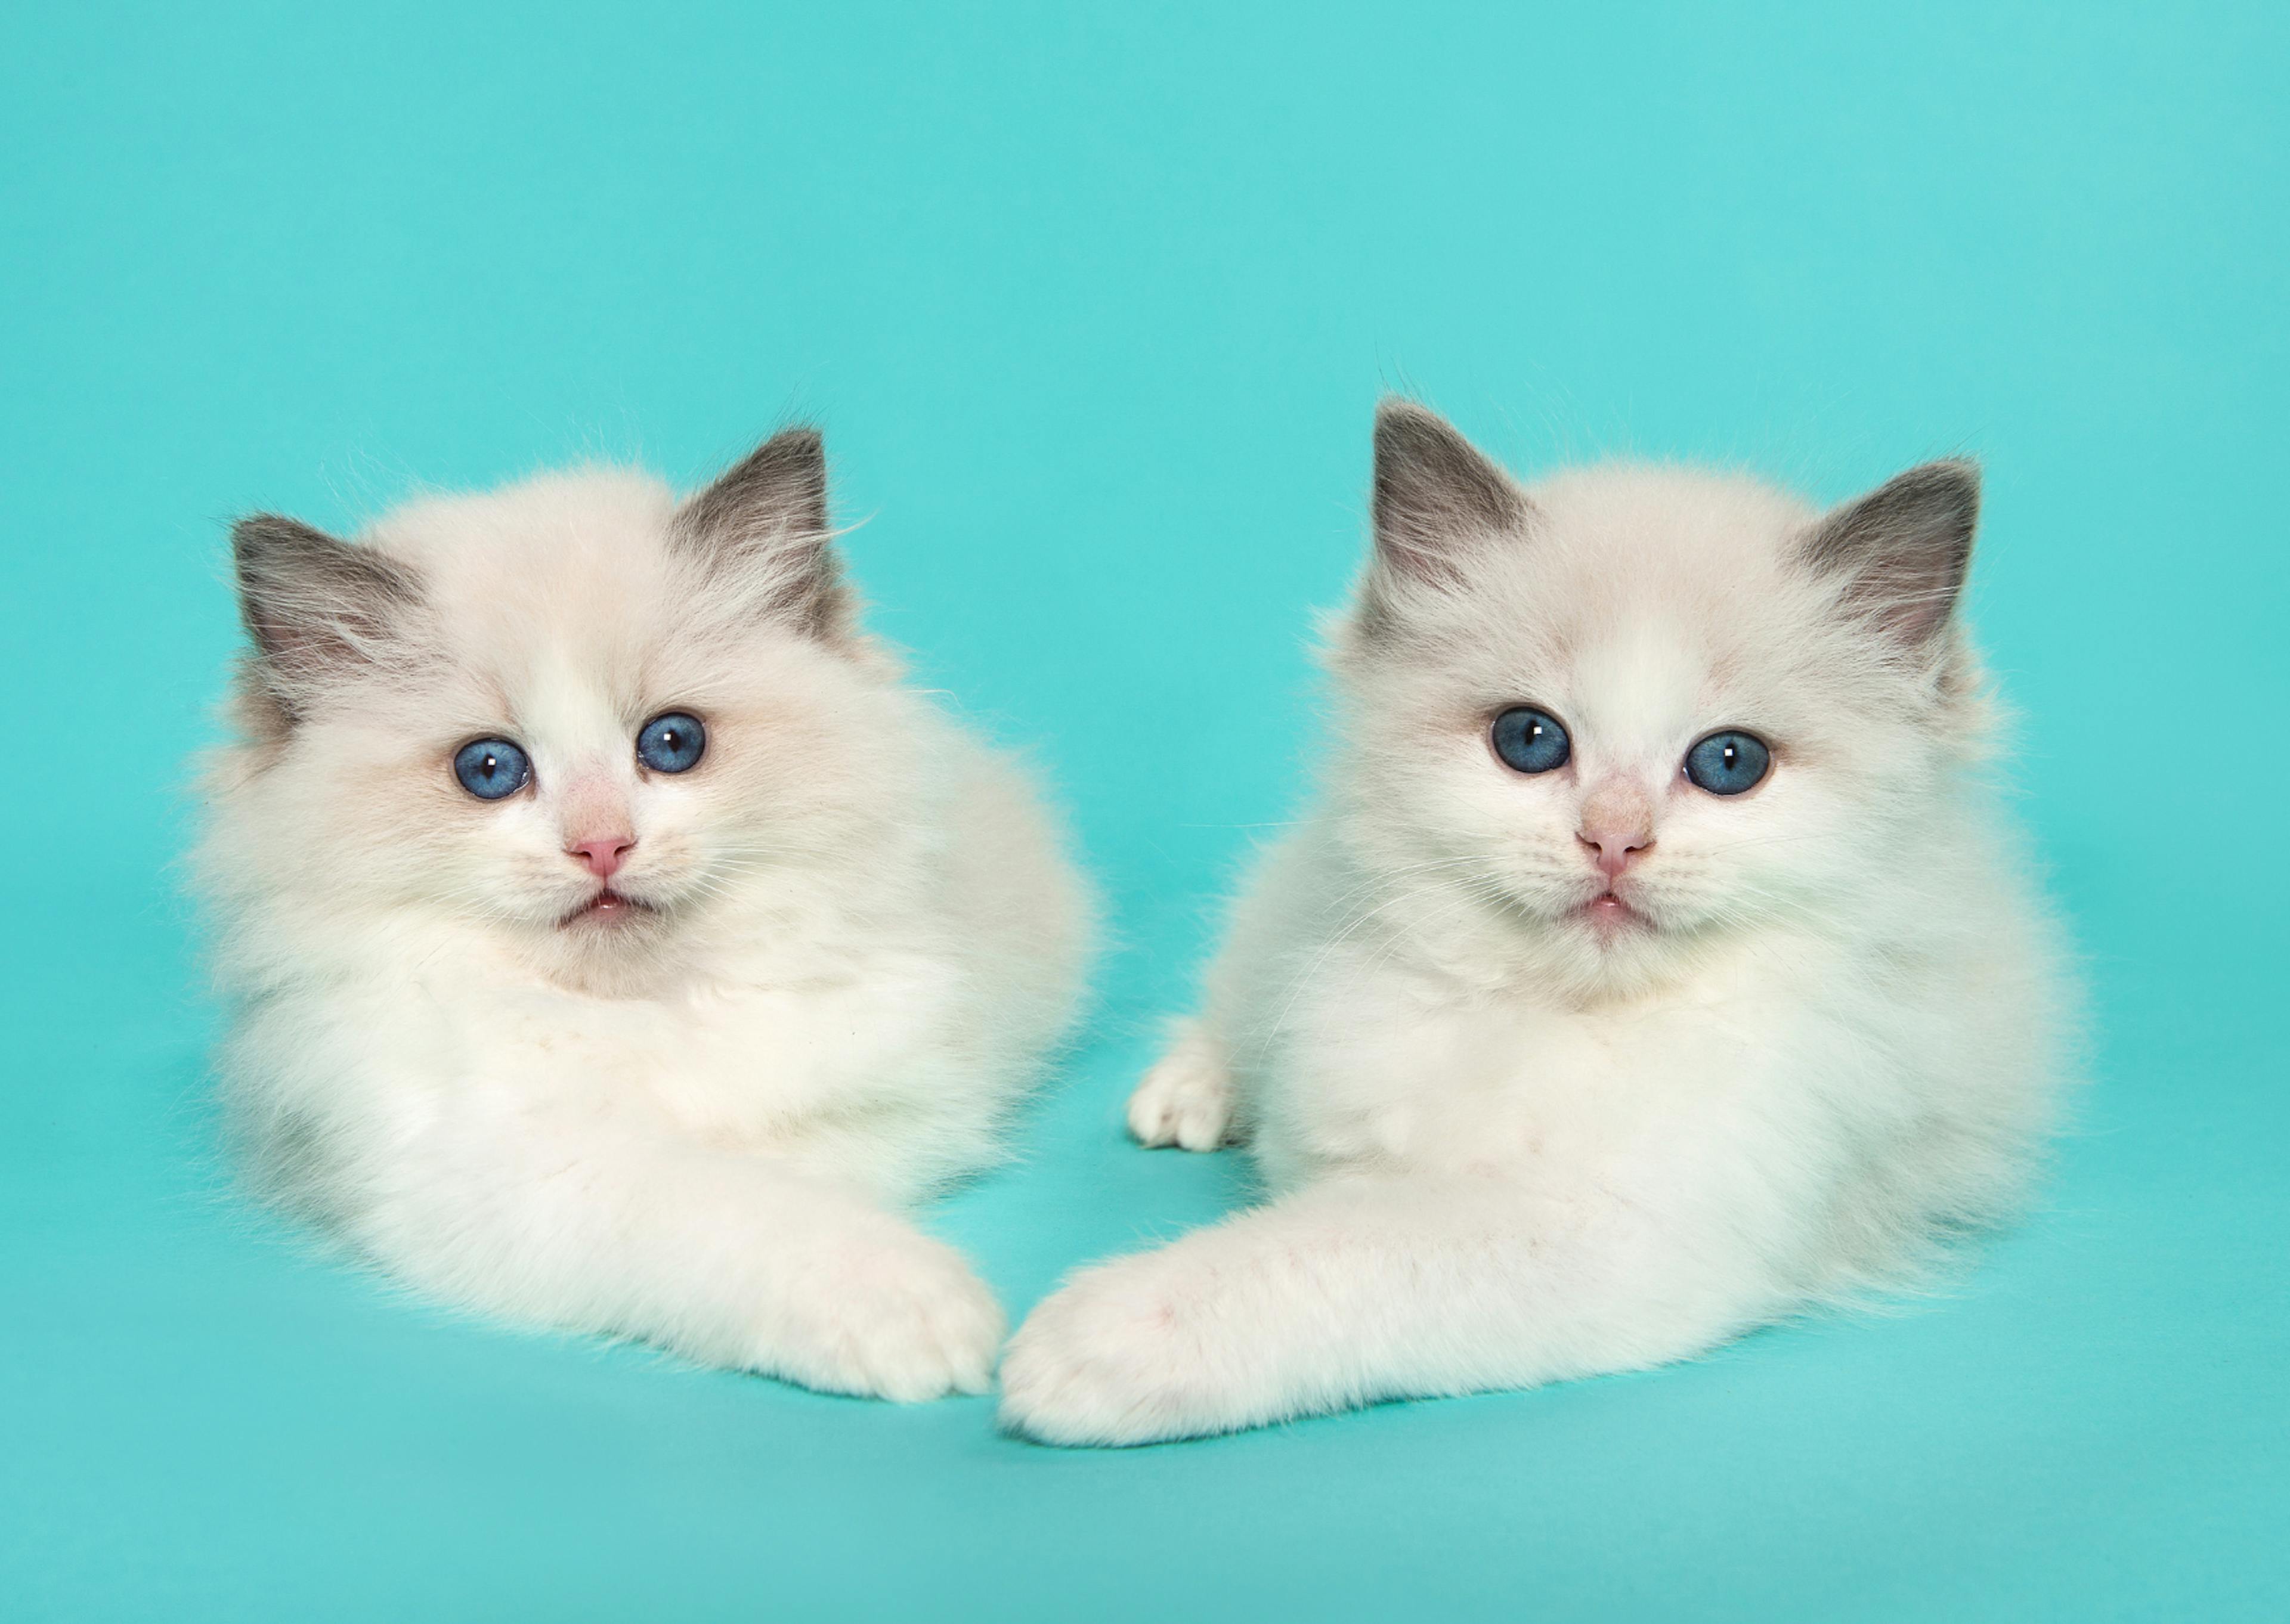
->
[1800,459,1980,650]
[671,426,849,639]
[1370,398,1534,589]
[230,514,425,712]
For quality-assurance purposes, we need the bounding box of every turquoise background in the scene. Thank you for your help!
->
[4,2,2283,1618]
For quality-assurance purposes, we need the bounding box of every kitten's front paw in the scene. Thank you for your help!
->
[998,1254,1236,1447]
[1127,1022,1234,1151]
[768,1232,1006,1403]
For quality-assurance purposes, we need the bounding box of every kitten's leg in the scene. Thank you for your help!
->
[346,1112,1003,1401]
[1125,1019,1237,1151]
[1000,1173,1784,1445]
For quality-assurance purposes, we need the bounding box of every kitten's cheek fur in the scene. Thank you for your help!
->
[762,1229,1005,1402]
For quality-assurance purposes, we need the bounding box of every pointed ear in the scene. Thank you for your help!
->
[1370,398,1533,593]
[231,514,423,712]
[670,426,850,638]
[1799,459,1980,651]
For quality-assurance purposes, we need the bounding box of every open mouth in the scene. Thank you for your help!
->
[559,888,658,928]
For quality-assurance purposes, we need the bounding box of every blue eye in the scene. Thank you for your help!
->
[1684,730,1772,795]
[1491,706,1570,774]
[453,737,531,800]
[636,711,706,774]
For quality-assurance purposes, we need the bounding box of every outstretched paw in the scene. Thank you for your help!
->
[998,1253,1228,1446]
[1127,1022,1236,1151]
[763,1229,1006,1404]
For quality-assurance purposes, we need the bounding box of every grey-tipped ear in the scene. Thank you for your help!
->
[1800,460,1980,650]
[231,514,423,709]
[671,426,849,638]
[1370,399,1532,594]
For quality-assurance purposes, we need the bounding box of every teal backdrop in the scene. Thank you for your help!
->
[4,3,2283,1619]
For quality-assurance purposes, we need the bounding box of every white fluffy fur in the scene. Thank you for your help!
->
[1001,402,2072,1445]
[197,439,1091,1400]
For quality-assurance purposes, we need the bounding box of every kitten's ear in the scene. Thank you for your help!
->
[1800,460,1980,651]
[230,514,423,711]
[671,426,850,639]
[1369,398,1533,599]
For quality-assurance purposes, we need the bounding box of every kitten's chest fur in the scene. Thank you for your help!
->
[392,926,969,1147]
[1257,937,1848,1190]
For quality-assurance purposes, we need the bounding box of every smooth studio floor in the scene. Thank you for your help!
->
[4,5,2285,1620]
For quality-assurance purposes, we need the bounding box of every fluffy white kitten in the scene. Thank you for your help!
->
[196,429,1091,1400]
[1001,399,2071,1445]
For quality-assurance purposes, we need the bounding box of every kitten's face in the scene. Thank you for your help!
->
[1333,403,1984,995]
[222,430,914,992]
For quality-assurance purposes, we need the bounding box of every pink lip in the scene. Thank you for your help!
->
[1582,892,1645,934]
[559,888,656,928]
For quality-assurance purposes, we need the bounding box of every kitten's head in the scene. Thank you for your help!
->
[212,429,923,993]
[1327,399,1991,997]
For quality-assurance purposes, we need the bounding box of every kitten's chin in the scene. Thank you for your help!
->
[1513,886,1708,997]
[1472,878,1657,946]
[556,887,660,930]
[1581,892,1648,940]
[520,887,685,995]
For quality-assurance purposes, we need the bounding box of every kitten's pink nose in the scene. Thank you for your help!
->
[1577,782,1654,879]
[1578,829,1652,879]
[568,834,636,879]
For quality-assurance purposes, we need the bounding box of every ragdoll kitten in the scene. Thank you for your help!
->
[196,428,1091,1401]
[999,399,2071,1445]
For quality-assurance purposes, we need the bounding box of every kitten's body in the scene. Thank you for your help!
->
[1001,405,2069,1445]
[199,434,1090,1399]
